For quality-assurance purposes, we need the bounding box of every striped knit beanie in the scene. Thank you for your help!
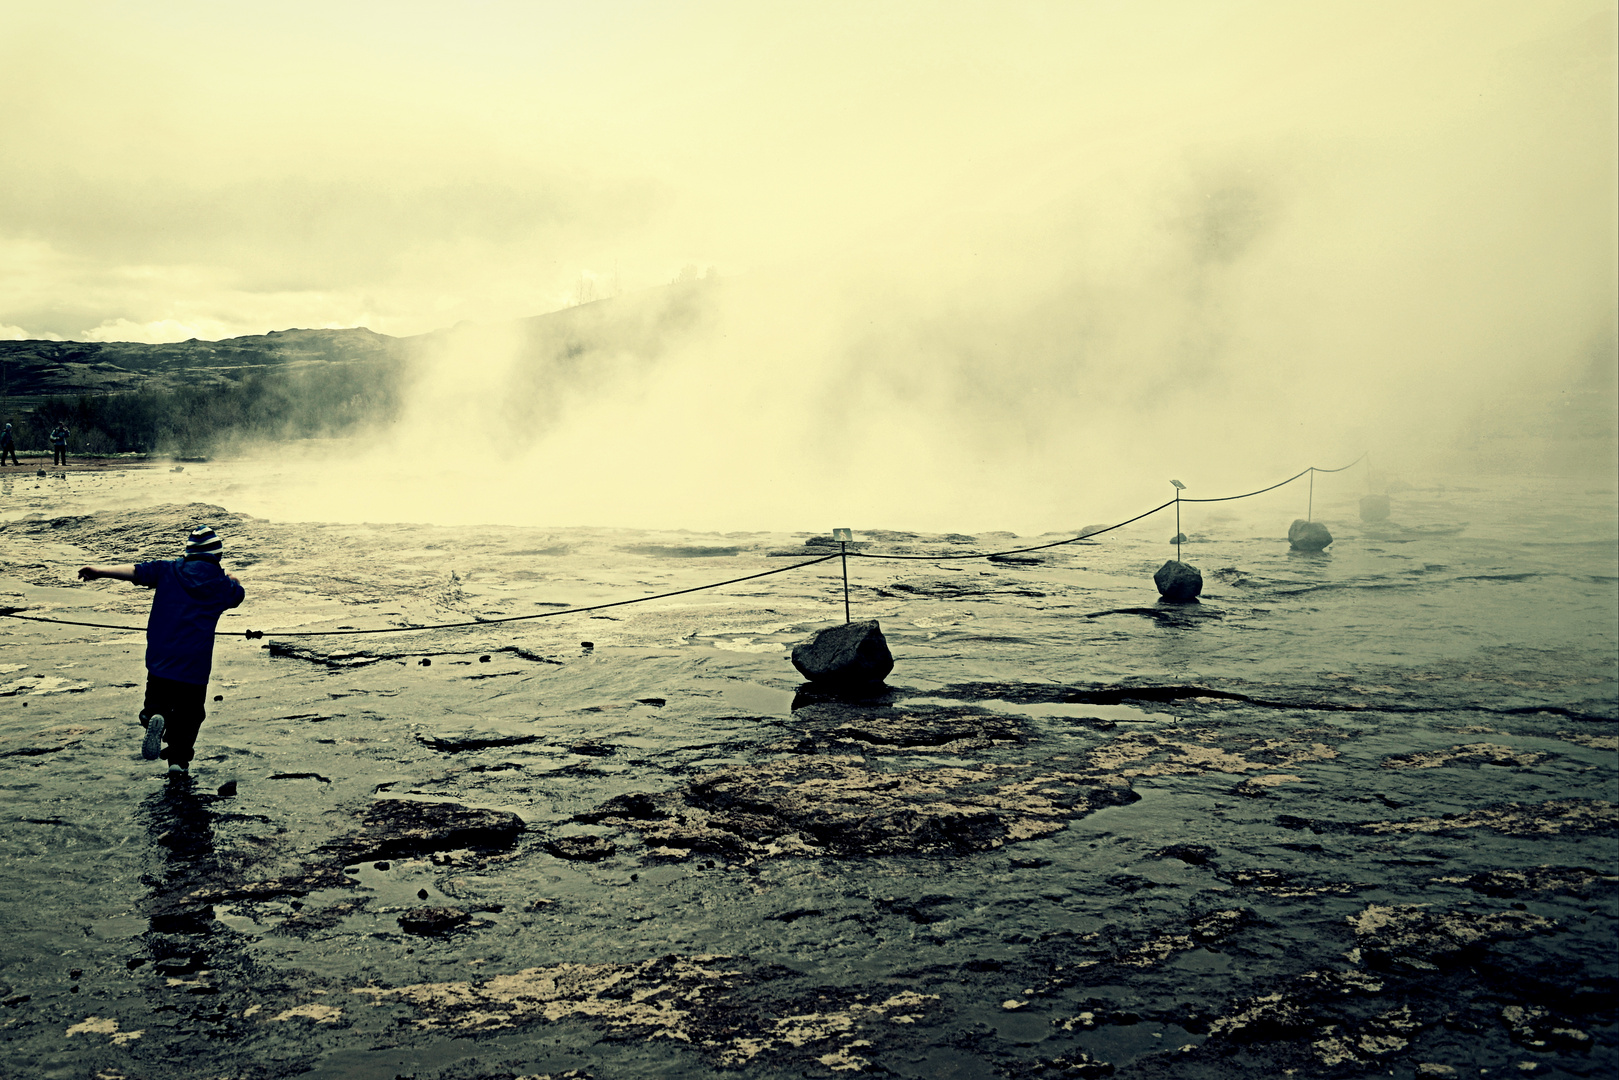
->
[185,525,223,561]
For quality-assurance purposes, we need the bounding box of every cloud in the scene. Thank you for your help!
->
[1,324,58,341]
[81,318,238,345]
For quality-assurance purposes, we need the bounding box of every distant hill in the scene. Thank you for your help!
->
[0,280,716,454]
[0,326,405,399]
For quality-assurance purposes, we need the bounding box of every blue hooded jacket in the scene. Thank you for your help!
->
[133,558,246,685]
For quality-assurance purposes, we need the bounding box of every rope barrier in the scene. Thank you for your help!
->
[1,453,1363,640]
[1178,452,1366,504]
[846,500,1176,561]
[2,555,839,639]
[849,453,1366,561]
[250,554,840,638]
[2,613,149,633]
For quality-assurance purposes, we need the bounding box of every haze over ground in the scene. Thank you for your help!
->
[2,1,1614,531]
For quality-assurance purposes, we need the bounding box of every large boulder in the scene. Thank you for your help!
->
[1288,519,1334,551]
[1154,560,1203,603]
[1359,494,1391,522]
[791,620,894,687]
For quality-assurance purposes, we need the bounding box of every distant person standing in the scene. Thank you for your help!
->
[50,422,69,466]
[0,423,16,466]
[78,525,245,778]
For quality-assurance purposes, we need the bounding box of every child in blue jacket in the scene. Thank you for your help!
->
[79,525,245,776]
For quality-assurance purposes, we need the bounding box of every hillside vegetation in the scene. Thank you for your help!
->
[0,280,714,456]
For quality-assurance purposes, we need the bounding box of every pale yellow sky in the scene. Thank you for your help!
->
[3,1,1611,340]
[1,2,1614,529]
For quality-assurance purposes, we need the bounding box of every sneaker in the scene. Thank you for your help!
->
[167,763,189,776]
[142,714,166,760]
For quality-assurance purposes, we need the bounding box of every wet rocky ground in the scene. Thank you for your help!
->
[0,477,1615,1078]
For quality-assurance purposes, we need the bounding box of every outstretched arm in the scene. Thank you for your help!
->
[79,565,136,582]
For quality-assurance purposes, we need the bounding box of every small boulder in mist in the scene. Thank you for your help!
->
[1288,519,1334,552]
[1078,524,1112,539]
[1360,494,1391,522]
[792,620,894,687]
[1154,560,1203,603]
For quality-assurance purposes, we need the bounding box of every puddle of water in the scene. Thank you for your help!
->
[349,859,447,905]
[720,680,796,716]
[1168,946,1233,973]
[1078,1021,1207,1066]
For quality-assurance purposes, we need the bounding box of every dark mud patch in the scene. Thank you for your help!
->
[1212,865,1369,898]
[273,897,374,937]
[0,723,101,756]
[617,544,746,558]
[575,757,1136,860]
[265,641,566,670]
[325,798,526,865]
[499,644,567,664]
[1084,605,1224,622]
[1432,865,1619,899]
[174,799,525,915]
[184,866,359,907]
[929,679,1616,720]
[1320,798,1619,838]
[265,642,386,668]
[543,834,616,861]
[416,731,541,753]
[1014,899,1608,1079]
[879,578,1048,599]
[397,906,473,936]
[927,680,1369,712]
[779,701,1028,752]
[1084,725,1343,778]
[1381,742,1549,769]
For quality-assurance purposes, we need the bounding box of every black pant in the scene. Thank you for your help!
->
[142,675,208,767]
[53,447,66,465]
[0,446,16,465]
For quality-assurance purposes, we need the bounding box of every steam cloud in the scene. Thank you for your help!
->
[4,2,1614,531]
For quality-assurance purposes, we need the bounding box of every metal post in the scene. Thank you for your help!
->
[832,528,853,623]
[1170,480,1186,562]
[1308,470,1315,522]
[840,542,850,623]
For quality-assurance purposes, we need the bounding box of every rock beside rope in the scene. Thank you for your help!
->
[1288,519,1334,552]
[1360,494,1391,522]
[791,620,894,687]
[1154,560,1203,603]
